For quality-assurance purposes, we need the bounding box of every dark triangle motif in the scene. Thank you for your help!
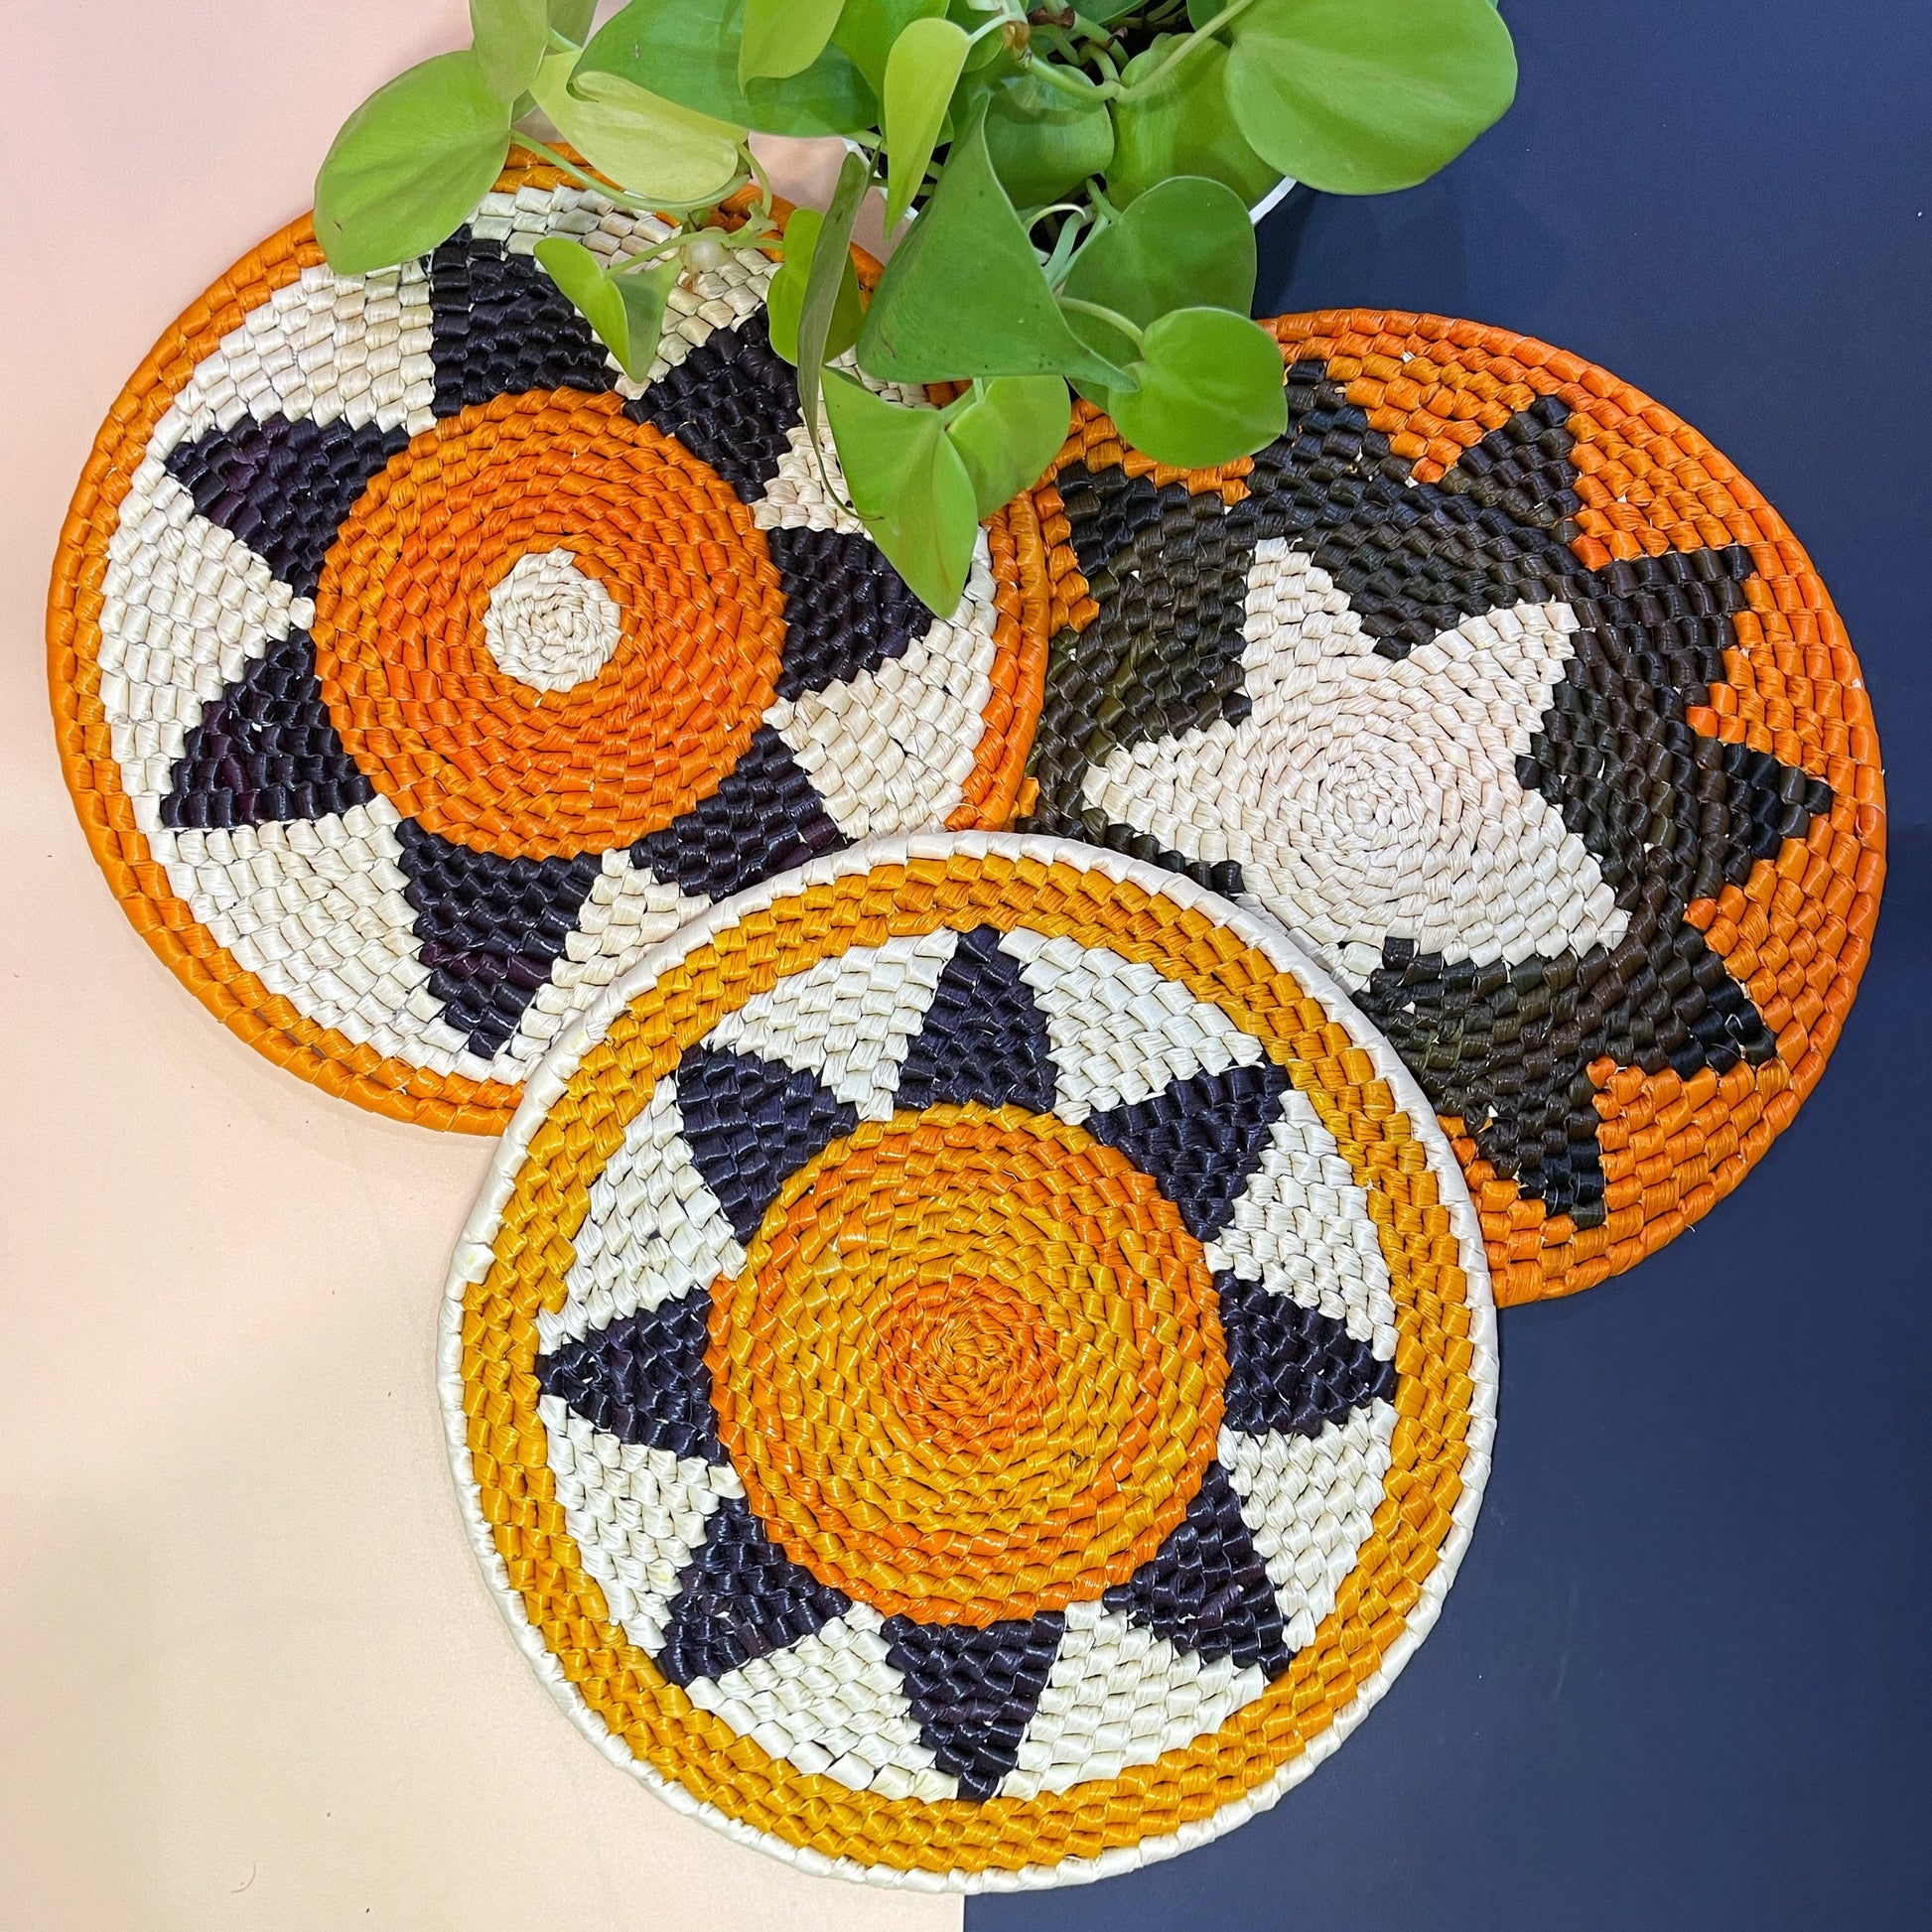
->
[767,525,926,700]
[1083,1057,1293,1244]
[535,1299,723,1464]
[655,1496,850,1688]
[893,925,1056,1115]
[882,1613,1066,1801]
[625,309,800,498]
[630,724,848,903]
[1355,543,1827,1223]
[1018,460,1256,901]
[1240,372,1591,660]
[165,412,408,599]
[394,821,602,1059]
[1216,1274,1396,1439]
[1517,543,1834,900]
[1434,394,1590,536]
[160,628,372,829]
[1101,1461,1292,1677]
[1058,460,1171,585]
[428,229,616,415]
[1025,358,1838,1229]
[673,1042,859,1245]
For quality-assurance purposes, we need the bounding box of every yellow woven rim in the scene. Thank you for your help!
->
[443,835,1495,1886]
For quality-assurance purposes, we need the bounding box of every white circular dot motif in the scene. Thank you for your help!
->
[483,548,623,691]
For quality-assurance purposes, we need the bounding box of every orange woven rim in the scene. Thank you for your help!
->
[47,154,1051,1133]
[1022,309,1885,1306]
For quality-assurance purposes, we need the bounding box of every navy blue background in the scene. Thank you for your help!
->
[971,2,1931,1926]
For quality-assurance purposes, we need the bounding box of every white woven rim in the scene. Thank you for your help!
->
[437,830,1499,1889]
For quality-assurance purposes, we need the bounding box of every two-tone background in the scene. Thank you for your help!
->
[2,2,1925,1927]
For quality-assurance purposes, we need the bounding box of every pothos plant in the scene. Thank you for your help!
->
[316,0,1516,615]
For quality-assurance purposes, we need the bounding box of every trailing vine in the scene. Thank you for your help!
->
[317,0,1517,612]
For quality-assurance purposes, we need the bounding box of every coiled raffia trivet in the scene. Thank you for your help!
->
[48,154,1049,1131]
[1016,310,1885,1305]
[442,832,1493,1887]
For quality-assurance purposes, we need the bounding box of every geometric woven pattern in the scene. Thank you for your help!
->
[441,833,1495,1886]
[1019,310,1885,1304]
[49,155,1049,1131]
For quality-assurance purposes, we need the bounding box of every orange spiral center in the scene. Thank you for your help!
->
[310,388,785,860]
[708,1102,1225,1626]
[874,1275,1061,1457]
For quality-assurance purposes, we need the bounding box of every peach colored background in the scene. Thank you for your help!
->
[0,5,953,1927]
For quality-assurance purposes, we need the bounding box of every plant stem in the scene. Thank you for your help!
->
[511,131,741,215]
[1027,57,1118,101]
[742,143,774,217]
[1057,295,1145,349]
[1050,219,1111,289]
[511,132,643,203]
[1037,207,1091,285]
[1113,0,1262,99]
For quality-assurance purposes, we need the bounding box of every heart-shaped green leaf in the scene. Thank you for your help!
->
[766,206,865,365]
[823,369,980,616]
[944,375,1072,516]
[741,0,847,85]
[471,0,549,101]
[533,235,679,381]
[833,0,946,93]
[1106,36,1282,207]
[885,17,971,228]
[531,53,746,205]
[1225,0,1516,194]
[610,256,683,375]
[859,110,1127,387]
[533,235,621,346]
[1104,307,1286,469]
[1064,175,1256,330]
[983,69,1115,208]
[582,0,877,136]
[316,52,512,275]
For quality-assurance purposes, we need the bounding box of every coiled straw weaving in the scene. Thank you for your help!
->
[442,832,1494,1886]
[1017,310,1885,1305]
[48,155,1048,1131]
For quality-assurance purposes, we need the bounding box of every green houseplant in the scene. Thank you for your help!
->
[316,0,1517,615]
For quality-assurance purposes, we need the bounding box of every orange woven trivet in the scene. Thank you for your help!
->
[48,156,1049,1132]
[1017,309,1885,1305]
[441,831,1494,1886]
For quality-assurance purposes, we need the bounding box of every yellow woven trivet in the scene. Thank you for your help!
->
[441,831,1494,1886]
[48,154,1048,1132]
[1017,309,1885,1304]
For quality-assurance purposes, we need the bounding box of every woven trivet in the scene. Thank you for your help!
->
[48,155,1049,1132]
[1016,309,1885,1306]
[441,831,1494,1887]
